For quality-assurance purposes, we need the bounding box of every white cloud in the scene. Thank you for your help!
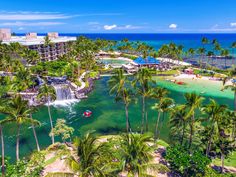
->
[88,22,100,25]
[0,11,122,21]
[230,23,236,27]
[169,24,177,29]
[104,24,117,30]
[0,11,72,20]
[103,24,143,30]
[0,21,65,26]
[18,27,24,30]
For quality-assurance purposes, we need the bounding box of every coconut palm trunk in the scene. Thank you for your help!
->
[221,151,225,173]
[124,103,129,133]
[233,91,236,138]
[234,91,236,111]
[0,125,5,176]
[188,114,194,151]
[206,126,214,156]
[16,124,21,161]
[145,111,148,132]
[47,99,55,144]
[141,96,145,134]
[30,113,40,151]
[154,111,161,140]
[181,122,186,145]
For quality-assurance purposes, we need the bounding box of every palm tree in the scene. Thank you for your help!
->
[116,133,160,176]
[12,66,33,92]
[207,51,215,67]
[214,43,221,65]
[231,42,236,65]
[222,68,236,138]
[188,48,195,60]
[108,69,133,132]
[132,68,154,133]
[22,48,40,65]
[169,105,188,145]
[44,35,51,47]
[37,83,56,144]
[29,106,41,151]
[184,92,204,151]
[222,68,236,110]
[214,110,233,173]
[197,47,206,68]
[221,49,230,69]
[69,133,111,177]
[227,111,236,140]
[0,123,4,176]
[152,97,174,140]
[0,95,40,161]
[202,99,227,156]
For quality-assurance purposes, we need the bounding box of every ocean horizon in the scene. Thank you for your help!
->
[17,33,236,50]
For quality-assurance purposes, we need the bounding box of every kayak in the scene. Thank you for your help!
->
[83,110,92,118]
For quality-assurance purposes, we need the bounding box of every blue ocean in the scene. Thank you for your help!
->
[19,33,236,50]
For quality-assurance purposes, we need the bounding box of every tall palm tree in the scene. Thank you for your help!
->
[184,92,204,151]
[37,83,56,144]
[214,43,221,65]
[108,69,133,132]
[207,51,215,67]
[222,68,236,110]
[132,68,154,133]
[0,95,40,161]
[222,68,236,138]
[221,49,230,69]
[29,106,41,151]
[152,97,174,140]
[116,133,160,176]
[202,99,227,156]
[44,35,51,47]
[215,110,233,173]
[69,133,112,177]
[232,42,236,65]
[227,111,236,140]
[12,66,33,92]
[188,48,195,60]
[0,123,4,176]
[169,104,188,145]
[22,48,40,65]
[197,47,206,68]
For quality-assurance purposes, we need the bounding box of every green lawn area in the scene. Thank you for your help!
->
[156,139,169,148]
[212,151,236,167]
[44,155,59,167]
[155,70,179,75]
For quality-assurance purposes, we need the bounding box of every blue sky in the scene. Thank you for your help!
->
[0,0,236,33]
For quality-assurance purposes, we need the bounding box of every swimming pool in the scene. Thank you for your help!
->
[99,58,131,66]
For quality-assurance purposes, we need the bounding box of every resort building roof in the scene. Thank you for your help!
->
[2,36,76,46]
[133,56,160,65]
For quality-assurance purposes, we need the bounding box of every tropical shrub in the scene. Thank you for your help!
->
[165,145,211,177]
[4,152,44,177]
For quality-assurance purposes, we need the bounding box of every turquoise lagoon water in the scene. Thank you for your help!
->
[99,58,130,67]
[0,76,234,160]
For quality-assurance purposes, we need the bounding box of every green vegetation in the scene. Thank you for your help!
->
[213,151,236,168]
[0,36,236,176]
[165,145,211,176]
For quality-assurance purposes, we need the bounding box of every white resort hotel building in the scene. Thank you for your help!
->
[0,28,76,61]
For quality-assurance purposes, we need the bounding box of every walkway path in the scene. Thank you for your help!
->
[77,71,89,91]
[100,73,133,77]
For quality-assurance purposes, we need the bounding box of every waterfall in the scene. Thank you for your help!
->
[53,84,75,101]
[37,75,44,86]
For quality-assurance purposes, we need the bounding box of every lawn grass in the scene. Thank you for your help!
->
[156,139,169,148]
[212,151,236,167]
[44,155,59,167]
[155,70,179,75]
